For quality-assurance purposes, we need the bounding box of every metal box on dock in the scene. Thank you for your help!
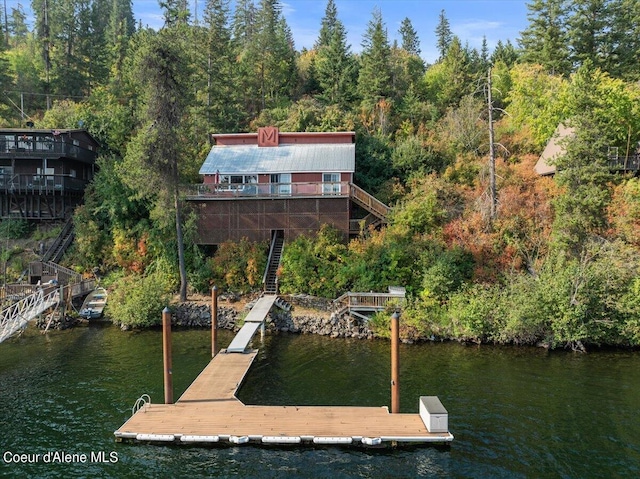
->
[419,396,448,433]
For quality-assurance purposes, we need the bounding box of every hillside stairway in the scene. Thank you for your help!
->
[349,183,390,224]
[263,230,284,294]
[42,217,74,263]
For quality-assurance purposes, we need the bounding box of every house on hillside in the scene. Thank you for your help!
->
[0,128,99,220]
[185,127,389,245]
[535,123,640,176]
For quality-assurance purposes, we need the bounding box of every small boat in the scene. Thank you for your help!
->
[79,287,108,319]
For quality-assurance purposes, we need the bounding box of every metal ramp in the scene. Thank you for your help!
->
[0,288,60,343]
[227,295,277,353]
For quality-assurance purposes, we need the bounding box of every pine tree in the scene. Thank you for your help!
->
[357,8,392,106]
[314,2,356,107]
[236,0,296,112]
[315,0,337,49]
[567,0,612,72]
[399,17,420,55]
[491,39,520,67]
[602,0,639,79]
[202,0,240,130]
[7,4,29,46]
[519,0,570,75]
[106,0,136,81]
[124,27,192,300]
[435,9,452,60]
[160,0,190,27]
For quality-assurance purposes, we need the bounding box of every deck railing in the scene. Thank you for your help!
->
[0,174,88,194]
[0,139,95,163]
[333,291,406,317]
[608,154,640,172]
[184,181,350,199]
[348,183,390,221]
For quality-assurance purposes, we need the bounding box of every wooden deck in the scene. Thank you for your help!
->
[115,349,453,446]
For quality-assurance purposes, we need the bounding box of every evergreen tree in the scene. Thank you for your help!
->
[491,39,520,67]
[251,0,297,110]
[7,5,29,46]
[314,3,356,107]
[622,0,640,80]
[124,27,192,300]
[435,9,452,60]
[399,17,420,55]
[567,0,612,72]
[315,0,337,49]
[357,8,392,105]
[160,0,190,27]
[519,0,571,75]
[551,63,614,255]
[202,0,240,130]
[106,0,136,79]
[480,36,489,68]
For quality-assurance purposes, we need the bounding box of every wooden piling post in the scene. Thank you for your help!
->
[391,311,400,414]
[211,286,218,357]
[162,307,173,404]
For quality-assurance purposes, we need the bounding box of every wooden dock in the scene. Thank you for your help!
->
[115,347,453,446]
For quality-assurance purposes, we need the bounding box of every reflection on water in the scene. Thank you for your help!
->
[0,324,639,478]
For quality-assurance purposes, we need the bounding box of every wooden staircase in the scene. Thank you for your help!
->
[349,183,390,223]
[42,217,74,263]
[263,230,284,294]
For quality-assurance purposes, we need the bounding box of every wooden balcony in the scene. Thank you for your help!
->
[0,139,96,164]
[0,174,88,195]
[184,181,350,199]
[608,154,640,172]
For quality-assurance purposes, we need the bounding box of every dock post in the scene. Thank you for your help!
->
[211,286,218,357]
[391,311,400,414]
[162,307,173,404]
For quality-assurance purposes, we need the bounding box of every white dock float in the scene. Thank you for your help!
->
[227,295,277,353]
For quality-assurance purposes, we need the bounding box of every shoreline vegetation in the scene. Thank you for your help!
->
[2,2,639,351]
[33,291,639,353]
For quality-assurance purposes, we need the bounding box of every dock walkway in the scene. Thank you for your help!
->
[226,295,276,353]
[115,348,453,446]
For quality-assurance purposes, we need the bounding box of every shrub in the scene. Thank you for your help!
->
[108,259,176,328]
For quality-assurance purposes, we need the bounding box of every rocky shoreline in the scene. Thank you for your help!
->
[35,294,378,341]
[170,294,377,340]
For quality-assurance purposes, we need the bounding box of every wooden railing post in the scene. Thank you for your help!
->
[162,307,174,404]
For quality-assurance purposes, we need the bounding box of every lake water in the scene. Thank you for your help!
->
[0,323,639,478]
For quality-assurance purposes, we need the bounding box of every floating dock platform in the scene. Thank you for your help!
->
[114,348,454,446]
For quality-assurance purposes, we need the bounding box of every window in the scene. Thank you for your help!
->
[270,173,291,195]
[322,173,341,194]
[218,174,258,192]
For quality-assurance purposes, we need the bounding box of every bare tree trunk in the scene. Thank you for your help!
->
[487,68,497,221]
[174,186,187,302]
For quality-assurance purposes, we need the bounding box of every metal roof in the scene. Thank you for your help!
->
[199,143,355,175]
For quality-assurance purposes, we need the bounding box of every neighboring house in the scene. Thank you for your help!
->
[0,128,99,220]
[535,123,640,176]
[534,124,574,176]
[186,127,389,244]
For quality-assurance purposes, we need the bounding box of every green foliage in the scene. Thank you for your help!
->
[279,225,347,298]
[421,247,474,302]
[208,238,268,294]
[107,258,176,328]
[446,284,499,342]
[0,219,31,239]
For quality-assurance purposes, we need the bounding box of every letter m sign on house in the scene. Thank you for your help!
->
[258,127,279,147]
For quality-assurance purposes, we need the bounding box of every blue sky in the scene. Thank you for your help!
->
[4,0,530,63]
